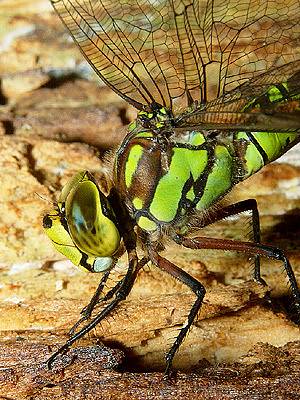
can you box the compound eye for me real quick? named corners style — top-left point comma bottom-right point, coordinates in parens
top-left (59, 171), bottom-right (88, 204)
top-left (43, 208), bottom-right (115, 273)
top-left (66, 178), bottom-right (120, 258)
top-left (43, 171), bottom-right (121, 273)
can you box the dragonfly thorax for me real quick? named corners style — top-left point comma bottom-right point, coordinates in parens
top-left (115, 122), bottom-right (300, 235)
top-left (115, 124), bottom-right (219, 234)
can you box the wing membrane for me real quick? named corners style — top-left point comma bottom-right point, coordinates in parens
top-left (176, 60), bottom-right (300, 132)
top-left (51, 0), bottom-right (300, 111)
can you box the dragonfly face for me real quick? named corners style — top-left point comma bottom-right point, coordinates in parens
top-left (47, 0), bottom-right (300, 375)
top-left (43, 171), bottom-right (121, 273)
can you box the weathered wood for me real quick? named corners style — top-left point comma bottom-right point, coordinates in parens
top-left (0, 339), bottom-right (299, 399)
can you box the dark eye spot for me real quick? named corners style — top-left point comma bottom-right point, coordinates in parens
top-left (43, 215), bottom-right (53, 229)
top-left (91, 227), bottom-right (96, 235)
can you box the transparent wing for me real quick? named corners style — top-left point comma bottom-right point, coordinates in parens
top-left (176, 60), bottom-right (300, 132)
top-left (51, 0), bottom-right (300, 111)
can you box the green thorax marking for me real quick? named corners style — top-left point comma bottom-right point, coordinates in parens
top-left (114, 79), bottom-right (299, 234)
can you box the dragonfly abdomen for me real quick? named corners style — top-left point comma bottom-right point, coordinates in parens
top-left (235, 131), bottom-right (299, 179)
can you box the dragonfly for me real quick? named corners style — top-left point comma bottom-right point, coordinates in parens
top-left (45, 0), bottom-right (300, 375)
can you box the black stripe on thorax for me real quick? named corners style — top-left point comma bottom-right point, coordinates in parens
top-left (191, 142), bottom-right (216, 207)
top-left (246, 132), bottom-right (269, 165)
top-left (170, 139), bottom-right (217, 213)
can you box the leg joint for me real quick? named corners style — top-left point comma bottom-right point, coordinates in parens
top-left (271, 247), bottom-right (285, 262)
top-left (195, 286), bottom-right (206, 298)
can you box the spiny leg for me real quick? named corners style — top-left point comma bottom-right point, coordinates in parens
top-left (68, 269), bottom-right (113, 337)
top-left (175, 235), bottom-right (300, 317)
top-left (204, 199), bottom-right (265, 285)
top-left (81, 270), bottom-right (111, 317)
top-left (148, 247), bottom-right (205, 377)
top-left (69, 256), bottom-right (151, 336)
top-left (47, 248), bottom-right (141, 368)
top-left (86, 256), bottom-right (149, 312)
top-left (101, 256), bottom-right (149, 304)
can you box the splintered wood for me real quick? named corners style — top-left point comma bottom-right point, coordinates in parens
top-left (0, 339), bottom-right (299, 400)
top-left (0, 0), bottom-right (299, 399)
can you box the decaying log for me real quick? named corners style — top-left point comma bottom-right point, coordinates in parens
top-left (0, 338), bottom-right (299, 399)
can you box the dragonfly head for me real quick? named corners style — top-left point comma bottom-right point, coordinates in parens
top-left (43, 171), bottom-right (121, 273)
top-left (138, 103), bottom-right (174, 130)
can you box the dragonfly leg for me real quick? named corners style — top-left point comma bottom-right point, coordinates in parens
top-left (98, 257), bottom-right (149, 304)
top-left (73, 255), bottom-right (149, 333)
top-left (175, 236), bottom-right (300, 318)
top-left (100, 256), bottom-right (150, 304)
top-left (81, 270), bottom-right (111, 317)
top-left (212, 199), bottom-right (266, 286)
top-left (68, 269), bottom-right (116, 337)
top-left (148, 247), bottom-right (205, 377)
top-left (47, 248), bottom-right (140, 369)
